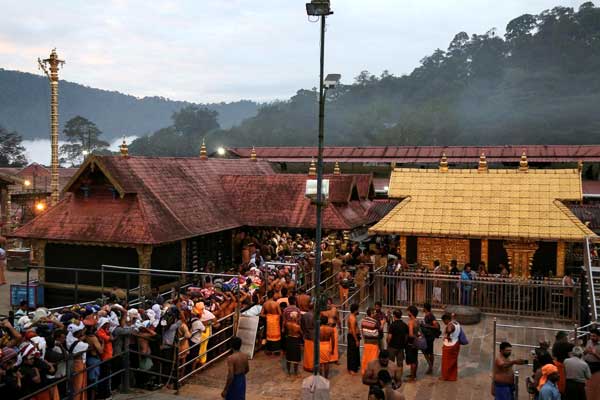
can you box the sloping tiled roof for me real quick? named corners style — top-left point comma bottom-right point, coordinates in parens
top-left (569, 205), bottom-right (600, 232)
top-left (11, 156), bottom-right (274, 244)
top-left (220, 174), bottom-right (379, 230)
top-left (369, 168), bottom-right (596, 241)
top-left (228, 145), bottom-right (600, 163)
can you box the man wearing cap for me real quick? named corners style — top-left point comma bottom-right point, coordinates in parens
top-left (564, 346), bottom-right (591, 399)
top-left (538, 364), bottom-right (561, 400)
top-left (0, 346), bottom-right (20, 397)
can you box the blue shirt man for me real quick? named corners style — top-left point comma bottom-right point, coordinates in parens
top-left (538, 381), bottom-right (560, 400)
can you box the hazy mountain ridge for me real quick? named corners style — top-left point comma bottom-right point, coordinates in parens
top-left (0, 68), bottom-right (259, 140)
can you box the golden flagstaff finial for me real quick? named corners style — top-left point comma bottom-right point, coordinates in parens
top-left (478, 152), bottom-right (488, 172)
top-left (200, 138), bottom-right (207, 160)
top-left (439, 152), bottom-right (449, 172)
top-left (38, 48), bottom-right (65, 206)
top-left (333, 161), bottom-right (341, 175)
top-left (250, 146), bottom-right (257, 161)
top-left (308, 157), bottom-right (317, 177)
top-left (519, 151), bottom-right (528, 172)
top-left (120, 138), bottom-right (129, 157)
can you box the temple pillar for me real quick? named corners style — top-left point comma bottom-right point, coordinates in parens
top-left (556, 241), bottom-right (566, 278)
top-left (136, 245), bottom-right (153, 296)
top-left (181, 239), bottom-right (187, 272)
top-left (481, 239), bottom-right (489, 267)
top-left (399, 236), bottom-right (407, 260)
top-left (503, 240), bottom-right (538, 279)
top-left (33, 240), bottom-right (47, 282)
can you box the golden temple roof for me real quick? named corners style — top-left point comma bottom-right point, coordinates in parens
top-left (369, 168), bottom-right (596, 241)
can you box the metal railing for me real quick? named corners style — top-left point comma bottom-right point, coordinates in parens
top-left (9, 351), bottom-right (128, 400)
top-left (584, 236), bottom-right (600, 321)
top-left (491, 317), bottom-right (585, 399)
top-left (374, 272), bottom-right (580, 322)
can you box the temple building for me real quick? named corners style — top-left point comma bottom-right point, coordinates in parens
top-left (369, 153), bottom-right (598, 278)
top-left (9, 145), bottom-right (392, 303)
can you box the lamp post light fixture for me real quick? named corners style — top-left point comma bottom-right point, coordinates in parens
top-left (217, 146), bottom-right (226, 156)
top-left (305, 0), bottom-right (340, 380)
top-left (35, 201), bottom-right (46, 212)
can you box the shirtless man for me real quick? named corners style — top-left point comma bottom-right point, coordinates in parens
top-left (378, 370), bottom-right (405, 400)
top-left (347, 303), bottom-right (361, 374)
top-left (260, 290), bottom-right (282, 355)
top-left (493, 342), bottom-right (527, 399)
top-left (337, 265), bottom-right (352, 303)
top-left (284, 312), bottom-right (302, 375)
top-left (222, 336), bottom-right (249, 399)
top-left (321, 298), bottom-right (340, 364)
top-left (319, 316), bottom-right (335, 378)
top-left (297, 289), bottom-right (311, 313)
top-left (363, 350), bottom-right (402, 387)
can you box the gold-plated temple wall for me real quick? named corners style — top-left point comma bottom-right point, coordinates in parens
top-left (417, 237), bottom-right (469, 269)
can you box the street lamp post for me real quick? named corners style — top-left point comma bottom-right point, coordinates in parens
top-left (305, 0), bottom-right (340, 377)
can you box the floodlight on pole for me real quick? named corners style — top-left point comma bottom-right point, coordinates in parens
top-left (306, 0), bottom-right (333, 16)
top-left (304, 0), bottom-right (340, 383)
top-left (217, 146), bottom-right (226, 156)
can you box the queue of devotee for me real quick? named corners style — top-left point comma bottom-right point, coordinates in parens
top-left (1, 227), bottom-right (598, 400)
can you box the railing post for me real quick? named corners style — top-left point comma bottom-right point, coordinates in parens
top-left (74, 270), bottom-right (79, 304)
top-left (573, 323), bottom-right (579, 345)
top-left (65, 354), bottom-right (73, 400)
top-left (174, 338), bottom-right (180, 394)
top-left (491, 317), bottom-right (497, 390)
top-left (122, 349), bottom-right (130, 394)
top-left (26, 265), bottom-right (30, 308)
top-left (101, 264), bottom-right (105, 305)
top-left (514, 369), bottom-right (519, 400)
top-left (126, 273), bottom-right (131, 305)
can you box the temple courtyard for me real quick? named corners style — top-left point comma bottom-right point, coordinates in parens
top-left (114, 314), bottom-right (598, 400)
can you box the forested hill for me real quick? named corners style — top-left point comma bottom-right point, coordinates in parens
top-left (0, 68), bottom-right (259, 140)
top-left (212, 3), bottom-right (600, 148)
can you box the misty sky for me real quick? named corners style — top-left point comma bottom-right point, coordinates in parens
top-left (0, 0), bottom-right (582, 103)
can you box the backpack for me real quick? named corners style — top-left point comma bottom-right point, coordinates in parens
top-left (457, 325), bottom-right (469, 345)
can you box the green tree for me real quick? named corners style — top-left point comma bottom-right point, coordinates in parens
top-left (130, 106), bottom-right (221, 156)
top-left (59, 116), bottom-right (109, 165)
top-left (0, 126), bottom-right (27, 167)
top-left (172, 105), bottom-right (219, 137)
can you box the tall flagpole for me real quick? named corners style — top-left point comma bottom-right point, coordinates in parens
top-left (38, 49), bottom-right (65, 205)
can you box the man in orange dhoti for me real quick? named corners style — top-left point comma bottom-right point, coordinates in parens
top-left (260, 291), bottom-right (282, 355)
top-left (361, 307), bottom-right (381, 375)
top-left (319, 316), bottom-right (335, 378)
top-left (301, 303), bottom-right (315, 372)
top-left (321, 298), bottom-right (340, 364)
top-left (337, 266), bottom-right (351, 303)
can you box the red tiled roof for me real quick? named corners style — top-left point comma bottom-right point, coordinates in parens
top-left (11, 156), bottom-right (274, 244)
top-left (220, 174), bottom-right (377, 230)
top-left (353, 174), bottom-right (374, 199)
top-left (363, 199), bottom-right (400, 221)
top-left (228, 145), bottom-right (600, 163)
top-left (583, 180), bottom-right (600, 196)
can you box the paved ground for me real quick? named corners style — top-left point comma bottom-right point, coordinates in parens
top-left (168, 314), bottom-right (577, 400)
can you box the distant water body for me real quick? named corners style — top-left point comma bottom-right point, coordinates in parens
top-left (21, 136), bottom-right (138, 165)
